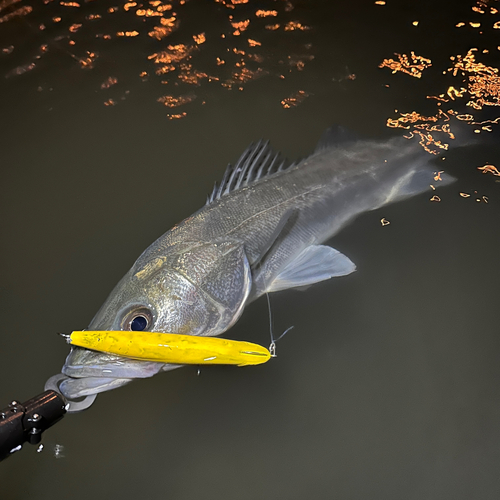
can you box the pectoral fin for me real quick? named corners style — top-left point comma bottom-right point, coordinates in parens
top-left (267, 245), bottom-right (356, 293)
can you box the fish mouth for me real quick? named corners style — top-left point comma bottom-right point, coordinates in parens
top-left (58, 346), bottom-right (168, 399)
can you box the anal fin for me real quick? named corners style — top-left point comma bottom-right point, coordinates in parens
top-left (267, 245), bottom-right (356, 293)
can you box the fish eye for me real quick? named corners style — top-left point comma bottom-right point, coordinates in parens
top-left (123, 307), bottom-right (153, 332)
top-left (130, 315), bottom-right (148, 331)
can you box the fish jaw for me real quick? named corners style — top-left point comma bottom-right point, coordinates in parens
top-left (60, 346), bottom-right (167, 398)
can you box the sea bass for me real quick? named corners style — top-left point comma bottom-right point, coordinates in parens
top-left (58, 127), bottom-right (453, 399)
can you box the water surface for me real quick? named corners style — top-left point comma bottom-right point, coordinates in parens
top-left (1, 0), bottom-right (500, 498)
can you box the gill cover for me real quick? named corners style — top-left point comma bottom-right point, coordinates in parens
top-left (85, 239), bottom-right (252, 337)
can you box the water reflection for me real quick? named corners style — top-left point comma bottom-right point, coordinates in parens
top-left (0, 0), bottom-right (499, 499)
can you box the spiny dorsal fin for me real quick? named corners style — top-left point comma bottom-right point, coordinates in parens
top-left (206, 140), bottom-right (292, 205)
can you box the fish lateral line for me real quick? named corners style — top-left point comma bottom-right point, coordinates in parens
top-left (67, 331), bottom-right (271, 366)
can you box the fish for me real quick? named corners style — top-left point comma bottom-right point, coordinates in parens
top-left (66, 330), bottom-right (271, 366)
top-left (57, 126), bottom-right (454, 399)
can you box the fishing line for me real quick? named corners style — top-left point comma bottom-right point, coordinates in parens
top-left (266, 292), bottom-right (293, 357)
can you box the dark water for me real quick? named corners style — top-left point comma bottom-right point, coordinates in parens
top-left (1, 0), bottom-right (500, 498)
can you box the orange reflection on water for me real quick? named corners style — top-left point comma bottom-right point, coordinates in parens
top-left (448, 49), bottom-right (500, 110)
top-left (430, 195), bottom-right (441, 202)
top-left (79, 51), bottom-right (97, 69)
top-left (255, 9), bottom-right (277, 17)
top-left (193, 33), bottom-right (206, 44)
top-left (281, 90), bottom-right (310, 108)
top-left (231, 19), bottom-right (250, 35)
top-left (150, 44), bottom-right (196, 65)
top-left (101, 76), bottom-right (118, 89)
top-left (158, 93), bottom-right (196, 107)
top-left (223, 66), bottom-right (266, 89)
top-left (284, 21), bottom-right (310, 31)
top-left (0, 5), bottom-right (31, 22)
top-left (117, 31), bottom-right (139, 37)
top-left (5, 62), bottom-right (35, 77)
top-left (477, 164), bottom-right (500, 176)
top-left (447, 86), bottom-right (467, 99)
top-left (166, 112), bottom-right (187, 120)
top-left (288, 54), bottom-right (314, 71)
top-left (379, 51), bottom-right (432, 79)
top-left (148, 17), bottom-right (179, 40)
top-left (60, 1), bottom-right (79, 6)
top-left (177, 64), bottom-right (210, 85)
top-left (136, 8), bottom-right (162, 17)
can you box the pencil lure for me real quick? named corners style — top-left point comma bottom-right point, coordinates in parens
top-left (66, 331), bottom-right (271, 367)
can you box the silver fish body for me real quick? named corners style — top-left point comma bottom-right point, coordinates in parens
top-left (59, 128), bottom-right (453, 398)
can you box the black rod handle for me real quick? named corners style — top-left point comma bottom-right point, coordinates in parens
top-left (0, 390), bottom-right (66, 461)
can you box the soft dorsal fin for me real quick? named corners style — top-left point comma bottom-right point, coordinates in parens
top-left (314, 125), bottom-right (359, 153)
top-left (206, 141), bottom-right (294, 205)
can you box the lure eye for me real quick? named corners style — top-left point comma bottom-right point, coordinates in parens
top-left (123, 307), bottom-right (153, 332)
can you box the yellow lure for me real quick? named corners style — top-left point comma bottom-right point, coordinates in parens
top-left (68, 331), bottom-right (271, 366)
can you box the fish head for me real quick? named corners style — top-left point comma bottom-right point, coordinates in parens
top-left (61, 240), bottom-right (251, 398)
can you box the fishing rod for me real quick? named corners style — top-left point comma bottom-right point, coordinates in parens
top-left (0, 390), bottom-right (66, 462)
